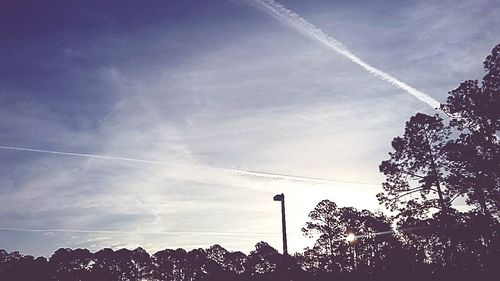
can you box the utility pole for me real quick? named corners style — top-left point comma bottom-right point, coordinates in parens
top-left (273, 193), bottom-right (288, 255)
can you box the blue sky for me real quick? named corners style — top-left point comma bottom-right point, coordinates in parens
top-left (0, 0), bottom-right (499, 257)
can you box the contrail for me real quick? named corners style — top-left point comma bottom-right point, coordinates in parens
top-left (0, 227), bottom-right (280, 237)
top-left (0, 145), bottom-right (378, 186)
top-left (230, 169), bottom-right (377, 186)
top-left (244, 0), bottom-right (440, 109)
top-left (0, 145), bottom-right (166, 165)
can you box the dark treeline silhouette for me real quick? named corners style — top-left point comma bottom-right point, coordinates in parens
top-left (1, 44), bottom-right (498, 281)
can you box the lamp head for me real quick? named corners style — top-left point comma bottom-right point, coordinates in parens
top-left (273, 193), bottom-right (284, 201)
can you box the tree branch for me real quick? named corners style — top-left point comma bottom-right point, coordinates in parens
top-left (392, 188), bottom-right (424, 201)
top-left (400, 170), bottom-right (426, 179)
top-left (450, 192), bottom-right (464, 203)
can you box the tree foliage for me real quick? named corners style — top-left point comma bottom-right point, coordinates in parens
top-left (378, 113), bottom-right (455, 218)
top-left (301, 200), bottom-right (400, 275)
top-left (378, 43), bottom-right (500, 271)
top-left (441, 43), bottom-right (500, 217)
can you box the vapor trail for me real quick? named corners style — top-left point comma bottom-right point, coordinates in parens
top-left (0, 145), bottom-right (378, 186)
top-left (0, 145), bottom-right (166, 165)
top-left (230, 169), bottom-right (377, 186)
top-left (245, 0), bottom-right (440, 109)
top-left (0, 227), bottom-right (279, 237)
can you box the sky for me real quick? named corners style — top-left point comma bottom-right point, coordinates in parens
top-left (0, 0), bottom-right (499, 257)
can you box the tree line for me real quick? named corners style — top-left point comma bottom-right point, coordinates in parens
top-left (1, 44), bottom-right (498, 281)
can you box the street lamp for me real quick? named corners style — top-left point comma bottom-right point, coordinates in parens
top-left (273, 193), bottom-right (288, 256)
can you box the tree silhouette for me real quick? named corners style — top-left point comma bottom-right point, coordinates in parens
top-left (441, 44), bottom-right (499, 135)
top-left (90, 248), bottom-right (119, 281)
top-left (224, 251), bottom-right (247, 275)
top-left (244, 242), bottom-right (282, 277)
top-left (378, 113), bottom-right (456, 218)
top-left (108, 247), bottom-right (152, 280)
top-left (441, 44), bottom-right (500, 217)
top-left (301, 200), bottom-right (400, 276)
top-left (439, 43), bottom-right (500, 274)
top-left (49, 248), bottom-right (93, 281)
top-left (378, 113), bottom-right (468, 267)
top-left (378, 44), bottom-right (500, 272)
top-left (0, 250), bottom-right (51, 281)
top-left (152, 248), bottom-right (190, 281)
top-left (204, 244), bottom-right (246, 279)
top-left (185, 248), bottom-right (209, 280)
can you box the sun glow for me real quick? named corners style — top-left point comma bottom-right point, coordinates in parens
top-left (346, 233), bottom-right (356, 243)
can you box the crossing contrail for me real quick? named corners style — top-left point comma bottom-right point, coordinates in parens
top-left (243, 0), bottom-right (440, 109)
top-left (0, 145), bottom-right (378, 186)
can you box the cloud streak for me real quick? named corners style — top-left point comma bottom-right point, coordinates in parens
top-left (0, 145), bottom-right (378, 186)
top-left (0, 227), bottom-right (281, 237)
top-left (243, 0), bottom-right (441, 109)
